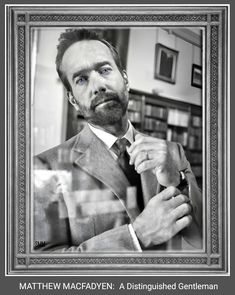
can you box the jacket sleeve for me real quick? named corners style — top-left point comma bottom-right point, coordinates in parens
top-left (34, 182), bottom-right (140, 252)
top-left (176, 143), bottom-right (202, 249)
top-left (35, 224), bottom-right (139, 253)
top-left (58, 225), bottom-right (139, 252)
top-left (33, 157), bottom-right (140, 253)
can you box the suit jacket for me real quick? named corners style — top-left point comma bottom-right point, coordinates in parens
top-left (34, 124), bottom-right (202, 252)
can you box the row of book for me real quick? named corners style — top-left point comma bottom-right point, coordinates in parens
top-left (145, 104), bottom-right (167, 119)
top-left (128, 111), bottom-right (141, 123)
top-left (144, 118), bottom-right (168, 132)
top-left (128, 100), bottom-right (200, 132)
top-left (190, 126), bottom-right (202, 137)
top-left (167, 128), bottom-right (188, 147)
top-left (128, 97), bottom-right (142, 111)
top-left (191, 115), bottom-right (202, 127)
top-left (188, 135), bottom-right (202, 150)
top-left (167, 109), bottom-right (190, 127)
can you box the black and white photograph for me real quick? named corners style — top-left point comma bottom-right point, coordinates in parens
top-left (33, 27), bottom-right (202, 254)
top-left (6, 4), bottom-right (229, 276)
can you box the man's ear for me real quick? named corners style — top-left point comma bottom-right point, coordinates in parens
top-left (67, 92), bottom-right (79, 111)
top-left (122, 70), bottom-right (129, 91)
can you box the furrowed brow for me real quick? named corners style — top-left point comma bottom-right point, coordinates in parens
top-left (94, 61), bottom-right (112, 70)
top-left (72, 61), bottom-right (112, 81)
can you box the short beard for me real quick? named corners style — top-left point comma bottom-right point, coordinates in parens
top-left (90, 101), bottom-right (126, 126)
top-left (81, 92), bottom-right (128, 126)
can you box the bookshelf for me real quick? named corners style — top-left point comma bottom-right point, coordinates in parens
top-left (127, 89), bottom-right (202, 188)
top-left (66, 88), bottom-right (202, 188)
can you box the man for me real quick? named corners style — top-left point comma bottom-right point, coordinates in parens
top-left (34, 29), bottom-right (202, 252)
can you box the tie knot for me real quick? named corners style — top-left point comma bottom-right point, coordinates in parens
top-left (112, 138), bottom-right (130, 156)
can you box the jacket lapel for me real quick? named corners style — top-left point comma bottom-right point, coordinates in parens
top-left (71, 124), bottom-right (130, 202)
top-left (71, 124), bottom-right (160, 206)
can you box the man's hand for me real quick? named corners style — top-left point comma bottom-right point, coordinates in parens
top-left (132, 187), bottom-right (192, 248)
top-left (127, 134), bottom-right (180, 187)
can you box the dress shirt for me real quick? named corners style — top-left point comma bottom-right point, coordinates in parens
top-left (88, 122), bottom-right (142, 252)
top-left (88, 121), bottom-right (134, 159)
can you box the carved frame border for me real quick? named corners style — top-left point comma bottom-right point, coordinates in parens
top-left (6, 5), bottom-right (229, 275)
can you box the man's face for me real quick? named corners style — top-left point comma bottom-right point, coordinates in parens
top-left (61, 40), bottom-right (129, 127)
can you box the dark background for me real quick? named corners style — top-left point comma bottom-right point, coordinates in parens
top-left (1, 0), bottom-right (232, 294)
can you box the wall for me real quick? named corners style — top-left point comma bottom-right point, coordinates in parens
top-left (126, 28), bottom-right (202, 105)
top-left (33, 28), bottom-right (66, 155)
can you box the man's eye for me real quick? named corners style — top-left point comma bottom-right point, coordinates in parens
top-left (100, 68), bottom-right (112, 75)
top-left (75, 76), bottom-right (87, 85)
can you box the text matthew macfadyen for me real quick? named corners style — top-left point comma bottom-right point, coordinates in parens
top-left (19, 282), bottom-right (219, 291)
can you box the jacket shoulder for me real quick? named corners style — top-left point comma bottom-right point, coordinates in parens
top-left (34, 135), bottom-right (78, 169)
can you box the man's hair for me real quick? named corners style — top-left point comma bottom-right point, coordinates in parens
top-left (56, 29), bottom-right (124, 91)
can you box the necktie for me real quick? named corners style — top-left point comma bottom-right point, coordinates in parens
top-left (111, 138), bottom-right (144, 212)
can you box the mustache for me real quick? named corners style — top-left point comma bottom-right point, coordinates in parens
top-left (91, 92), bottom-right (120, 109)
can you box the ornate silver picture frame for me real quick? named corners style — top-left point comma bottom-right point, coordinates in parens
top-left (6, 5), bottom-right (229, 275)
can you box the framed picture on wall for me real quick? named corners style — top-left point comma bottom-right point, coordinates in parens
top-left (191, 64), bottom-right (202, 88)
top-left (154, 43), bottom-right (179, 84)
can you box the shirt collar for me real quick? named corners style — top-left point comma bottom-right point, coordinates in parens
top-left (88, 121), bottom-right (134, 149)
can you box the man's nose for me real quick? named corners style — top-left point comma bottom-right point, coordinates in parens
top-left (90, 72), bottom-right (106, 95)
top-left (94, 85), bottom-right (106, 95)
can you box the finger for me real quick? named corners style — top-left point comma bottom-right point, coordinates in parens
top-left (133, 150), bottom-right (149, 168)
top-left (128, 140), bottom-right (166, 157)
top-left (175, 215), bottom-right (192, 232)
top-left (135, 150), bottom-right (168, 173)
top-left (160, 186), bottom-right (181, 201)
top-left (135, 133), bottom-right (165, 144)
top-left (128, 142), bottom-right (156, 165)
top-left (171, 202), bottom-right (192, 220)
top-left (135, 159), bottom-right (156, 174)
top-left (129, 144), bottom-right (166, 166)
top-left (168, 194), bottom-right (190, 208)
top-left (128, 134), bottom-right (165, 153)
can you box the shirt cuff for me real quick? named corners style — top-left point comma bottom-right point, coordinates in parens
top-left (128, 224), bottom-right (142, 252)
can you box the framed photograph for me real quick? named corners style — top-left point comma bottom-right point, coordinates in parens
top-left (6, 5), bottom-right (229, 275)
top-left (191, 64), bottom-right (202, 88)
top-left (154, 43), bottom-right (179, 84)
